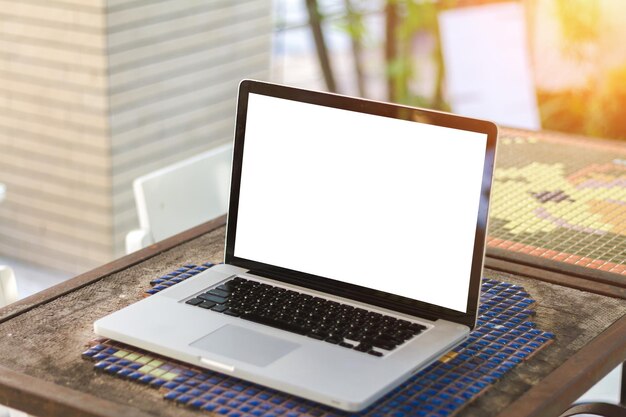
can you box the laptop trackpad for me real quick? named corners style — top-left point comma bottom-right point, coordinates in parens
top-left (191, 324), bottom-right (300, 367)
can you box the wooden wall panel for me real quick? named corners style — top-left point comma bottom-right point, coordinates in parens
top-left (107, 0), bottom-right (272, 256)
top-left (0, 0), bottom-right (272, 273)
top-left (0, 0), bottom-right (110, 275)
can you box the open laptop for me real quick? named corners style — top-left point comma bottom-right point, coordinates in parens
top-left (94, 80), bottom-right (498, 411)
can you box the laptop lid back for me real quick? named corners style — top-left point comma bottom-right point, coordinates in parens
top-left (225, 80), bottom-right (497, 329)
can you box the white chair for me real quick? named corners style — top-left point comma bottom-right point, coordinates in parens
top-left (0, 265), bottom-right (18, 308)
top-left (125, 143), bottom-right (233, 254)
top-left (0, 405), bottom-right (28, 417)
top-left (0, 183), bottom-right (18, 308)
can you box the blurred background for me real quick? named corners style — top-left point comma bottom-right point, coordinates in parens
top-left (0, 0), bottom-right (624, 407)
top-left (0, 0), bottom-right (625, 299)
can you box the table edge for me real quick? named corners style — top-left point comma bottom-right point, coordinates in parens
top-left (1, 211), bottom-right (625, 417)
top-left (0, 364), bottom-right (155, 417)
top-left (500, 126), bottom-right (626, 153)
top-left (0, 215), bottom-right (227, 325)
top-left (484, 256), bottom-right (626, 299)
top-left (495, 313), bottom-right (626, 417)
top-left (486, 248), bottom-right (626, 292)
top-left (1, 310), bottom-right (624, 417)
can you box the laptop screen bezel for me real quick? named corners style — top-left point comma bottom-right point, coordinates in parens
top-left (225, 79), bottom-right (497, 330)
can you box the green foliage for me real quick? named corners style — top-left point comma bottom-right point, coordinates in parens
top-left (334, 0), bottom-right (449, 109)
top-left (387, 0), bottom-right (447, 109)
top-left (334, 4), bottom-right (366, 41)
top-left (398, 0), bottom-right (438, 39)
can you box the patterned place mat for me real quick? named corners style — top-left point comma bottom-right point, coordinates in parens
top-left (488, 133), bottom-right (626, 276)
top-left (83, 264), bottom-right (554, 417)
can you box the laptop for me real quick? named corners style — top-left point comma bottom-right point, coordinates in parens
top-left (94, 80), bottom-right (498, 411)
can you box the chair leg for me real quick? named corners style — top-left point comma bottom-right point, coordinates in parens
top-left (0, 405), bottom-right (28, 417)
top-left (559, 402), bottom-right (626, 417)
top-left (619, 362), bottom-right (626, 407)
top-left (0, 265), bottom-right (18, 308)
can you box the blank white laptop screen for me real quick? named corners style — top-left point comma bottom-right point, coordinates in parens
top-left (234, 93), bottom-right (488, 313)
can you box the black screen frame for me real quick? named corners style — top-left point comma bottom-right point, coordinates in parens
top-left (225, 79), bottom-right (498, 330)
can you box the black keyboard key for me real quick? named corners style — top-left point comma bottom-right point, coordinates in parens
top-left (192, 277), bottom-right (425, 351)
top-left (199, 293), bottom-right (227, 304)
top-left (345, 331), bottom-right (360, 340)
top-left (216, 283), bottom-right (234, 292)
top-left (384, 318), bottom-right (399, 326)
top-left (330, 331), bottom-right (347, 340)
top-left (185, 298), bottom-right (203, 306)
top-left (409, 323), bottom-right (427, 332)
top-left (309, 313), bottom-right (323, 321)
top-left (212, 304), bottom-right (228, 312)
top-left (394, 330), bottom-right (413, 341)
top-left (241, 313), bottom-right (307, 335)
top-left (354, 343), bottom-right (372, 352)
top-left (363, 329), bottom-right (379, 338)
top-left (313, 328), bottom-right (329, 337)
top-left (208, 288), bottom-right (230, 298)
top-left (378, 332), bottom-right (397, 341)
top-left (396, 319), bottom-right (412, 328)
top-left (325, 336), bottom-right (342, 344)
top-left (292, 318), bottom-right (307, 328)
top-left (353, 307), bottom-right (368, 316)
top-left (224, 309), bottom-right (241, 317)
top-left (372, 341), bottom-right (396, 351)
top-left (198, 301), bottom-right (216, 309)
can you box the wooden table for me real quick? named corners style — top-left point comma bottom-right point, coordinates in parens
top-left (1, 128), bottom-right (626, 417)
top-left (0, 216), bottom-right (625, 417)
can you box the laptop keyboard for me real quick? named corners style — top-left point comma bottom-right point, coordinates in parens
top-left (185, 277), bottom-right (427, 357)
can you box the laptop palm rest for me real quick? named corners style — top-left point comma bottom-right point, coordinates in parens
top-left (191, 324), bottom-right (300, 367)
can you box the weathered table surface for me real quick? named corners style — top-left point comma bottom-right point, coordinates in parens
top-left (484, 128), bottom-right (626, 298)
top-left (1, 217), bottom-right (626, 417)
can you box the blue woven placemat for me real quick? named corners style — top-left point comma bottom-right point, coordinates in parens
top-left (83, 264), bottom-right (554, 417)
